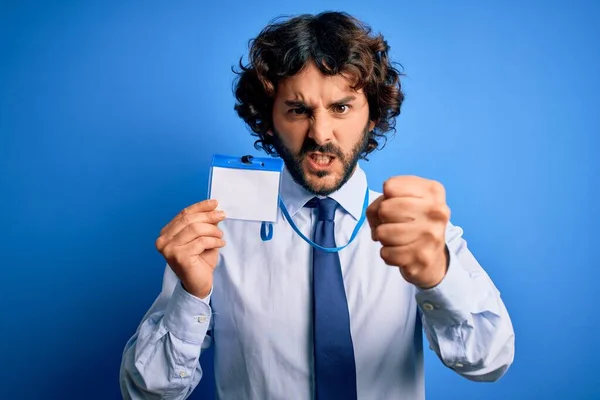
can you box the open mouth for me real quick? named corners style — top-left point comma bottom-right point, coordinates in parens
top-left (306, 152), bottom-right (335, 170)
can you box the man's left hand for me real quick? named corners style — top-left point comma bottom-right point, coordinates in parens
top-left (366, 176), bottom-right (450, 289)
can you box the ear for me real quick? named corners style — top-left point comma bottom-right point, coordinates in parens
top-left (368, 120), bottom-right (377, 132)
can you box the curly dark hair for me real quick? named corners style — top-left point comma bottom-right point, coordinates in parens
top-left (232, 11), bottom-right (405, 158)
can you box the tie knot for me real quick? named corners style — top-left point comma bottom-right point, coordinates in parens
top-left (306, 197), bottom-right (338, 221)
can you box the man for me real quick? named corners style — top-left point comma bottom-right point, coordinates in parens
top-left (120, 11), bottom-right (514, 400)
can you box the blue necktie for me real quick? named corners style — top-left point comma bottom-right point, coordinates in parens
top-left (306, 197), bottom-right (358, 399)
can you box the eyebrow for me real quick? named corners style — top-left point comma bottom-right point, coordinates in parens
top-left (284, 95), bottom-right (357, 108)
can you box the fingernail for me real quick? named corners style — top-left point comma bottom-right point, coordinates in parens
top-left (216, 210), bottom-right (226, 218)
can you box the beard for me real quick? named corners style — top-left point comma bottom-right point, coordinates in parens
top-left (271, 122), bottom-right (370, 196)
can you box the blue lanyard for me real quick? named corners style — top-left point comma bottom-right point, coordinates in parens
top-left (278, 188), bottom-right (370, 253)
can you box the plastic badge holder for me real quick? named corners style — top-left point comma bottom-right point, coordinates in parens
top-left (207, 154), bottom-right (284, 223)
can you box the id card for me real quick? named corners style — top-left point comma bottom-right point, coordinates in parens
top-left (208, 154), bottom-right (284, 222)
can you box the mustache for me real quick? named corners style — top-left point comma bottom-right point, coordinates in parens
top-left (299, 138), bottom-right (344, 159)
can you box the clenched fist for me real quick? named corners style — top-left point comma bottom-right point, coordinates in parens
top-left (367, 176), bottom-right (450, 289)
top-left (155, 199), bottom-right (226, 299)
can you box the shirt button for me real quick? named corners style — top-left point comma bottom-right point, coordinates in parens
top-left (195, 315), bottom-right (207, 323)
top-left (179, 371), bottom-right (186, 378)
top-left (422, 302), bottom-right (434, 311)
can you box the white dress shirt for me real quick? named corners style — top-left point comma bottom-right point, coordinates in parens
top-left (120, 163), bottom-right (515, 399)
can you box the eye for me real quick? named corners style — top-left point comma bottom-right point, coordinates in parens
top-left (333, 104), bottom-right (351, 114)
top-left (288, 108), bottom-right (308, 115)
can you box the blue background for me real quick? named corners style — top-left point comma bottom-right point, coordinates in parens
top-left (1, 1), bottom-right (598, 399)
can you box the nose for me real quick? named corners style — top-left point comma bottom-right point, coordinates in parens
top-left (308, 112), bottom-right (334, 145)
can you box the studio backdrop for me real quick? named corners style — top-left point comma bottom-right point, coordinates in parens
top-left (1, 1), bottom-right (598, 399)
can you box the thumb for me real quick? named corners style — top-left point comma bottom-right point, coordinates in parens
top-left (366, 195), bottom-right (384, 241)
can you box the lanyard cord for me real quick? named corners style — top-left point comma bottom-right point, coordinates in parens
top-left (278, 188), bottom-right (370, 253)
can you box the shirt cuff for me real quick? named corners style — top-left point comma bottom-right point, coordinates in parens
top-left (163, 281), bottom-right (213, 344)
top-left (414, 248), bottom-right (472, 325)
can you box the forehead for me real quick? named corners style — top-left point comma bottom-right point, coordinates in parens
top-left (275, 62), bottom-right (365, 102)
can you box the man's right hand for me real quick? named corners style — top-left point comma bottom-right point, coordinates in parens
top-left (155, 199), bottom-right (226, 299)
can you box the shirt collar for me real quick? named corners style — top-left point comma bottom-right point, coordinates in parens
top-left (279, 162), bottom-right (368, 221)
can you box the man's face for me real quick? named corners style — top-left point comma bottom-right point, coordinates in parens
top-left (270, 63), bottom-right (375, 196)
